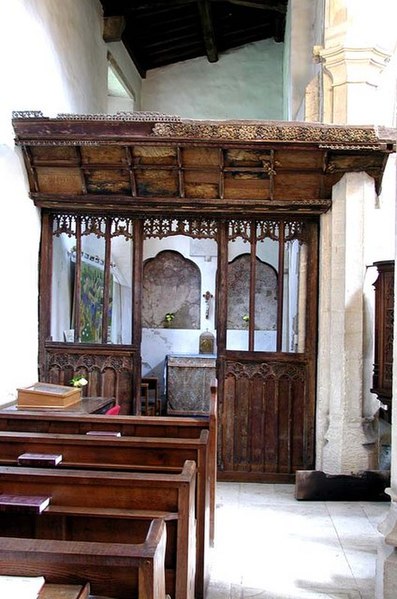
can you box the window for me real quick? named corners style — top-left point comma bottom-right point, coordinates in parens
top-left (107, 54), bottom-right (135, 114)
top-left (51, 214), bottom-right (133, 344)
top-left (226, 219), bottom-right (308, 353)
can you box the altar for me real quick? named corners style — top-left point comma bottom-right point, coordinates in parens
top-left (165, 353), bottom-right (216, 415)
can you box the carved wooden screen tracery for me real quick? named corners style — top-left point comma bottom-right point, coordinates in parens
top-left (226, 218), bottom-right (309, 353)
top-left (217, 216), bottom-right (318, 482)
top-left (143, 216), bottom-right (218, 240)
top-left (51, 213), bottom-right (134, 345)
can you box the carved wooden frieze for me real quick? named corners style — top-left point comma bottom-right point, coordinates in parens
top-left (143, 217), bottom-right (218, 239)
top-left (46, 350), bottom-right (133, 372)
top-left (12, 113), bottom-right (395, 214)
top-left (44, 346), bottom-right (137, 413)
top-left (152, 121), bottom-right (382, 145)
top-left (225, 360), bottom-right (306, 382)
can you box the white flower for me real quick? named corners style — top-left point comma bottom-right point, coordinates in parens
top-left (71, 375), bottom-right (88, 387)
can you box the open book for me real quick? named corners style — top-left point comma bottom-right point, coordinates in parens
top-left (0, 575), bottom-right (45, 598)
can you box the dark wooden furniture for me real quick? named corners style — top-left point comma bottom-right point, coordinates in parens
top-left (0, 381), bottom-right (217, 550)
top-left (0, 519), bottom-right (166, 599)
top-left (371, 260), bottom-right (394, 422)
top-left (0, 429), bottom-right (210, 599)
top-left (12, 113), bottom-right (394, 481)
top-left (295, 469), bottom-right (390, 501)
top-left (0, 462), bottom-right (196, 599)
top-left (141, 377), bottom-right (160, 416)
top-left (1, 397), bottom-right (114, 415)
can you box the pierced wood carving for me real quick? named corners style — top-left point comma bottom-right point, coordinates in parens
top-left (44, 347), bottom-right (136, 414)
top-left (225, 360), bottom-right (306, 381)
top-left (52, 214), bottom-right (134, 240)
top-left (143, 217), bottom-right (218, 239)
top-left (228, 218), bottom-right (308, 243)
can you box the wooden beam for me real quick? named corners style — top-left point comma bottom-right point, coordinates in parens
top-left (213, 0), bottom-right (287, 13)
top-left (103, 16), bottom-right (126, 42)
top-left (130, 0), bottom-right (197, 9)
top-left (198, 0), bottom-right (218, 63)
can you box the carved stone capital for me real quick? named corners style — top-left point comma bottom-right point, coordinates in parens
top-left (319, 45), bottom-right (392, 87)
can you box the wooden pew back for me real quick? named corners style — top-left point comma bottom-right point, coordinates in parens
top-left (0, 380), bottom-right (217, 547)
top-left (0, 462), bottom-right (196, 599)
top-left (0, 429), bottom-right (209, 598)
top-left (0, 517), bottom-right (166, 599)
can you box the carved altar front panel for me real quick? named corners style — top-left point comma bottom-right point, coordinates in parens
top-left (166, 354), bottom-right (216, 414)
top-left (44, 343), bottom-right (138, 414)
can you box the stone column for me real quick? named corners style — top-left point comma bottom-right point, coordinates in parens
top-left (317, 172), bottom-right (378, 472)
top-left (315, 0), bottom-right (395, 473)
top-left (315, 3), bottom-right (397, 596)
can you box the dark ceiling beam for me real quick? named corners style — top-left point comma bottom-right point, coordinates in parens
top-left (128, 0), bottom-right (197, 9)
top-left (126, 0), bottom-right (287, 11)
top-left (212, 0), bottom-right (287, 13)
top-left (103, 15), bottom-right (126, 42)
top-left (198, 0), bottom-right (218, 63)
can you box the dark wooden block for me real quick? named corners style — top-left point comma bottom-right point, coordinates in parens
top-left (295, 470), bottom-right (391, 501)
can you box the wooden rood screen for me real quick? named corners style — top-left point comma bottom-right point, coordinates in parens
top-left (216, 218), bottom-right (318, 482)
top-left (11, 113), bottom-right (394, 482)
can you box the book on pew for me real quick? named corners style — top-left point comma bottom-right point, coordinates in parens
top-left (0, 575), bottom-right (45, 598)
top-left (40, 582), bottom-right (91, 599)
top-left (18, 453), bottom-right (63, 467)
top-left (85, 430), bottom-right (121, 437)
top-left (0, 494), bottom-right (51, 513)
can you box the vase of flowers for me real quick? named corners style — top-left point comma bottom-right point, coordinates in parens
top-left (69, 374), bottom-right (88, 394)
top-left (163, 312), bottom-right (175, 328)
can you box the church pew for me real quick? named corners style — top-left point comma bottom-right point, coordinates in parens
top-left (0, 518), bottom-right (167, 599)
top-left (0, 429), bottom-right (210, 599)
top-left (0, 380), bottom-right (218, 547)
top-left (0, 462), bottom-right (196, 599)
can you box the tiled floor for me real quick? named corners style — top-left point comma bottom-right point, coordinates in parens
top-left (207, 482), bottom-right (390, 599)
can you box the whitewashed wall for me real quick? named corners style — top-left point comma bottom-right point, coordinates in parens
top-left (0, 0), bottom-right (112, 404)
top-left (141, 39), bottom-right (284, 120)
top-left (284, 0), bottom-right (324, 121)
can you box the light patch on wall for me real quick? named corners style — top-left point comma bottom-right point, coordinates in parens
top-left (107, 53), bottom-right (135, 113)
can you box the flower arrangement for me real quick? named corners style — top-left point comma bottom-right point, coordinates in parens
top-left (70, 374), bottom-right (88, 388)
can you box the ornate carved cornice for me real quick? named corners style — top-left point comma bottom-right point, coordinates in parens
top-left (12, 111), bottom-right (395, 149)
top-left (11, 112), bottom-right (395, 212)
top-left (12, 110), bottom-right (181, 122)
top-left (152, 121), bottom-right (384, 146)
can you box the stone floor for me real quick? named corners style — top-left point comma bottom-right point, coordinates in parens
top-left (207, 482), bottom-right (390, 599)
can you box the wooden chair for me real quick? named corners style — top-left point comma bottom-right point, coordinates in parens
top-left (141, 377), bottom-right (160, 416)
